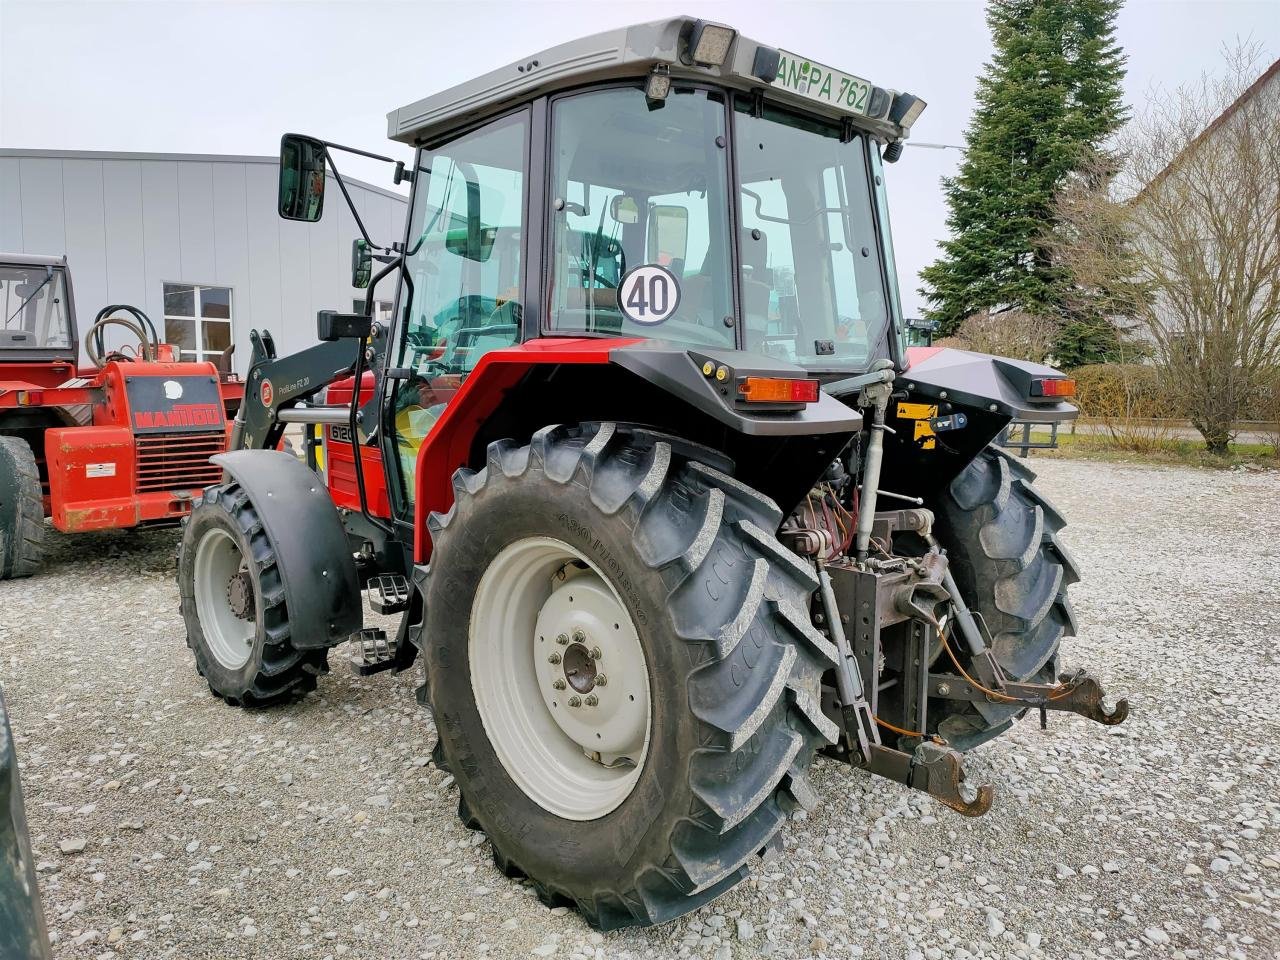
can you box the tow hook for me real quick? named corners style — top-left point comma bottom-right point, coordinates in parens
top-left (867, 741), bottom-right (994, 817)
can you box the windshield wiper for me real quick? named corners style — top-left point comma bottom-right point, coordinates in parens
top-left (3, 266), bottom-right (53, 327)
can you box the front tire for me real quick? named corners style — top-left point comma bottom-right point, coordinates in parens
top-left (0, 436), bottom-right (46, 580)
top-left (423, 423), bottom-right (837, 930)
top-left (177, 482), bottom-right (328, 705)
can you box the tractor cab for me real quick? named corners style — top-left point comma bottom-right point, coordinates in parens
top-left (380, 19), bottom-right (924, 382)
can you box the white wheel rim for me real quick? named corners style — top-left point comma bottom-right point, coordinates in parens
top-left (469, 536), bottom-right (651, 821)
top-left (193, 527), bottom-right (255, 670)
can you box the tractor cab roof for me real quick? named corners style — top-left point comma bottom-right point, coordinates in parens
top-left (0, 253), bottom-right (67, 270)
top-left (387, 17), bottom-right (925, 148)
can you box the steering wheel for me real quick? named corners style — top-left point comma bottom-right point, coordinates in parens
top-left (84, 311), bottom-right (159, 367)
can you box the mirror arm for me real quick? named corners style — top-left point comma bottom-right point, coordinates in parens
top-left (316, 138), bottom-right (400, 166)
top-left (321, 148), bottom-right (382, 250)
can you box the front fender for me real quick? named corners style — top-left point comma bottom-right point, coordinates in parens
top-left (212, 450), bottom-right (362, 650)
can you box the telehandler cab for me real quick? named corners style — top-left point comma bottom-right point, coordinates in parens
top-left (177, 18), bottom-right (1127, 929)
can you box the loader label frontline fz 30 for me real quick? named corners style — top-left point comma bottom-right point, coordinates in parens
top-left (177, 18), bottom-right (1128, 930)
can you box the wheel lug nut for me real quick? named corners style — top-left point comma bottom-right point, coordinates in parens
top-left (548, 652), bottom-right (562, 664)
top-left (572, 628), bottom-right (586, 643)
top-left (568, 695), bottom-right (582, 708)
top-left (590, 646), bottom-right (602, 660)
top-left (584, 694), bottom-right (598, 707)
top-left (594, 674), bottom-right (607, 687)
top-left (556, 633), bottom-right (569, 645)
top-left (553, 679), bottom-right (566, 691)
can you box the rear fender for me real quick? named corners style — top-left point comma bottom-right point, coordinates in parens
top-left (212, 450), bottom-right (361, 650)
top-left (411, 339), bottom-right (861, 563)
top-left (901, 347), bottom-right (1078, 423)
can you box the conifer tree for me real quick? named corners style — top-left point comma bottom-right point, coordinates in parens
top-left (920, 0), bottom-right (1127, 364)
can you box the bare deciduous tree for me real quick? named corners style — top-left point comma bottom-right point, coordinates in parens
top-left (937, 309), bottom-right (1057, 363)
top-left (1053, 45), bottom-right (1280, 453)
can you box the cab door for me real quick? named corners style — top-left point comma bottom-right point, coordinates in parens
top-left (383, 109), bottom-right (531, 515)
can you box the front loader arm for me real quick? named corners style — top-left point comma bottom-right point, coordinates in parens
top-left (231, 329), bottom-right (359, 451)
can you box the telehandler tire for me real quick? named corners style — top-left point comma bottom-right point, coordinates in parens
top-left (422, 422), bottom-right (838, 930)
top-left (0, 436), bottom-right (46, 580)
top-left (930, 445), bottom-right (1080, 749)
top-left (177, 481), bottom-right (328, 705)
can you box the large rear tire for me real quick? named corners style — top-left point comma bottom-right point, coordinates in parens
top-left (422, 423), bottom-right (837, 930)
top-left (0, 436), bottom-right (46, 580)
top-left (930, 445), bottom-right (1080, 749)
top-left (177, 482), bottom-right (329, 705)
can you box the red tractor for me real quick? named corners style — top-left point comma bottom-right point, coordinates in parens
top-left (178, 18), bottom-right (1127, 930)
top-left (0, 253), bottom-right (242, 578)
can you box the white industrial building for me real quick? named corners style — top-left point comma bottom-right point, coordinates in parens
top-left (0, 148), bottom-right (408, 373)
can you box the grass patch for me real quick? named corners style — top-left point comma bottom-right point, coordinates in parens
top-left (1019, 430), bottom-right (1279, 469)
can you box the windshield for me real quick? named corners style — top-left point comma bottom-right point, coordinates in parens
top-left (0, 265), bottom-right (72, 351)
top-left (735, 102), bottom-right (890, 370)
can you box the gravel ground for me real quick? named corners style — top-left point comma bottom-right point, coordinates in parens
top-left (2, 458), bottom-right (1279, 960)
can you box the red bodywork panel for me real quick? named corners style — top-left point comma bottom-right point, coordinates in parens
top-left (411, 338), bottom-right (635, 563)
top-left (324, 372), bottom-right (392, 519)
top-left (904, 346), bottom-right (944, 370)
top-left (0, 358), bottom-right (232, 532)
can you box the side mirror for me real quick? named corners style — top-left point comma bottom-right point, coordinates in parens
top-left (648, 204), bottom-right (689, 268)
top-left (351, 239), bottom-right (372, 289)
top-left (279, 134), bottom-right (328, 222)
top-left (610, 194), bottom-right (640, 225)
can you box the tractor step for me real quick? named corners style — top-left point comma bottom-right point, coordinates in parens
top-left (348, 628), bottom-right (398, 675)
top-left (367, 574), bottom-right (410, 614)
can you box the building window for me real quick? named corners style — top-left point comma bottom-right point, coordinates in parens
top-left (353, 299), bottom-right (394, 327)
top-left (164, 283), bottom-right (232, 363)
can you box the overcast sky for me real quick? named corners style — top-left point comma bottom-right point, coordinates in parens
top-left (1, 0), bottom-right (1277, 316)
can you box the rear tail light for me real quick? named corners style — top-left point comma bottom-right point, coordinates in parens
top-left (737, 376), bottom-right (820, 404)
top-left (1030, 377), bottom-right (1076, 399)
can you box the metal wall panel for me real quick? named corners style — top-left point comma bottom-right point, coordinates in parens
top-left (139, 160), bottom-right (182, 332)
top-left (101, 160), bottom-right (147, 309)
top-left (244, 161), bottom-right (285, 359)
top-left (17, 158), bottom-right (65, 254)
top-left (0, 158), bottom-right (23, 250)
top-left (61, 160), bottom-right (109, 324)
top-left (177, 161), bottom-right (216, 284)
top-left (211, 163), bottom-right (252, 363)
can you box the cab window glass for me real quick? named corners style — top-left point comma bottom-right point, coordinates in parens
top-left (392, 110), bottom-right (528, 503)
top-left (735, 99), bottom-right (889, 368)
top-left (548, 86), bottom-right (734, 347)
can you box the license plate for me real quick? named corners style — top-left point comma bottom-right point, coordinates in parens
top-left (772, 51), bottom-right (874, 116)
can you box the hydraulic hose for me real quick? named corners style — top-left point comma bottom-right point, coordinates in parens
top-left (84, 315), bottom-right (154, 366)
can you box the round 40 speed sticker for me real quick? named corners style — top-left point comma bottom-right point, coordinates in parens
top-left (618, 264), bottom-right (681, 326)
